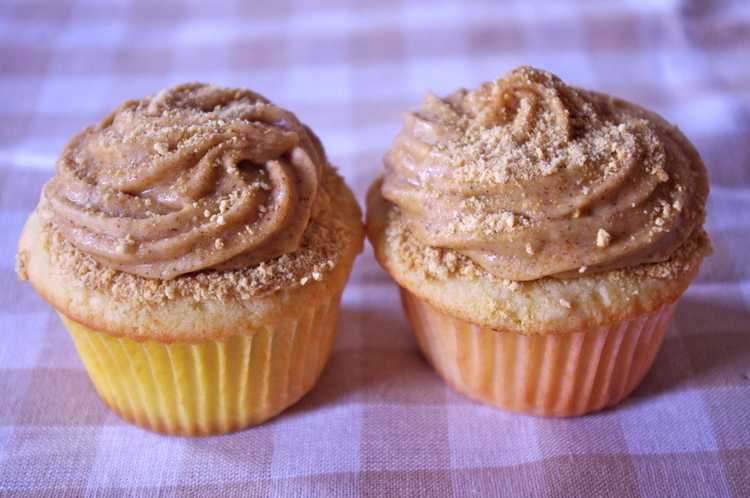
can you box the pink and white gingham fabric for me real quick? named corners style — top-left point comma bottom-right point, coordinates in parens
top-left (1, 0), bottom-right (749, 495)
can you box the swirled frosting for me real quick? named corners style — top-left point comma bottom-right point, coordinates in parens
top-left (382, 66), bottom-right (709, 281)
top-left (44, 83), bottom-right (324, 279)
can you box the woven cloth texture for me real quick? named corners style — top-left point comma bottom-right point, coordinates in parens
top-left (1, 0), bottom-right (749, 496)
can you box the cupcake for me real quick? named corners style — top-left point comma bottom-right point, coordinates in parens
top-left (367, 66), bottom-right (712, 417)
top-left (17, 83), bottom-right (364, 435)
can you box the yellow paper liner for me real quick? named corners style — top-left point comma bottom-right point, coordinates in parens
top-left (400, 287), bottom-right (676, 417)
top-left (59, 291), bottom-right (342, 436)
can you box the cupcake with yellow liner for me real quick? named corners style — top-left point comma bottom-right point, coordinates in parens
top-left (17, 83), bottom-right (364, 436)
top-left (367, 66), bottom-right (711, 417)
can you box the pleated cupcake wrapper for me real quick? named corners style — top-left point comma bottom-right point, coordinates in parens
top-left (400, 287), bottom-right (676, 417)
top-left (59, 291), bottom-right (341, 436)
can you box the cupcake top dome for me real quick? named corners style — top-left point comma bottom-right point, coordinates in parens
top-left (382, 66), bottom-right (709, 281)
top-left (44, 83), bottom-right (326, 280)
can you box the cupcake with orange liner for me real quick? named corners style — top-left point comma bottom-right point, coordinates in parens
top-left (367, 66), bottom-right (711, 417)
top-left (17, 83), bottom-right (364, 436)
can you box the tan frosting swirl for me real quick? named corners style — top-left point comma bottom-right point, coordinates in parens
top-left (44, 83), bottom-right (324, 279)
top-left (382, 66), bottom-right (709, 281)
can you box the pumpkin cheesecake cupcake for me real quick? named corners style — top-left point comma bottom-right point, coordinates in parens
top-left (17, 83), bottom-right (364, 435)
top-left (367, 66), bottom-right (711, 417)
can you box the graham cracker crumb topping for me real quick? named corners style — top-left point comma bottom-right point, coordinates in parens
top-left (596, 229), bottom-right (612, 248)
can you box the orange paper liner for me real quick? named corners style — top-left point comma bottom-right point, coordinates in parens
top-left (400, 287), bottom-right (676, 417)
top-left (60, 291), bottom-right (341, 436)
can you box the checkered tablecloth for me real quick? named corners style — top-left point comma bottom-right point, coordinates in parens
top-left (1, 0), bottom-right (749, 495)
